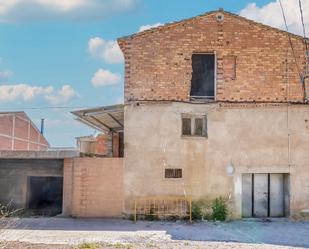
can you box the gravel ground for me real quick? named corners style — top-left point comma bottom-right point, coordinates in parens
top-left (0, 218), bottom-right (309, 248)
top-left (0, 241), bottom-right (305, 249)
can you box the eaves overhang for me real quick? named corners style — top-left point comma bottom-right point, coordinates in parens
top-left (71, 104), bottom-right (124, 133)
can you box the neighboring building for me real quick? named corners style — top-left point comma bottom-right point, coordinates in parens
top-left (0, 112), bottom-right (49, 151)
top-left (0, 150), bottom-right (78, 215)
top-left (116, 9), bottom-right (309, 219)
top-left (72, 105), bottom-right (124, 158)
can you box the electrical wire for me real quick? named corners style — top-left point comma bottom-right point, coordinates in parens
top-left (299, 0), bottom-right (308, 53)
top-left (278, 0), bottom-right (302, 79)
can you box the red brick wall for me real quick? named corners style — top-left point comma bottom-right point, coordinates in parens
top-left (119, 11), bottom-right (307, 103)
top-left (95, 133), bottom-right (120, 157)
top-left (0, 113), bottom-right (49, 151)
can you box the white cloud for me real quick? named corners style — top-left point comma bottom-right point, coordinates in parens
top-left (0, 84), bottom-right (53, 102)
top-left (0, 83), bottom-right (77, 104)
top-left (91, 69), bottom-right (121, 87)
top-left (45, 85), bottom-right (77, 105)
top-left (0, 70), bottom-right (13, 81)
top-left (240, 0), bottom-right (309, 36)
top-left (0, 0), bottom-right (139, 22)
top-left (139, 22), bottom-right (164, 32)
top-left (88, 37), bottom-right (123, 64)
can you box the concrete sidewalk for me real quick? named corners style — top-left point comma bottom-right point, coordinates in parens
top-left (0, 218), bottom-right (309, 248)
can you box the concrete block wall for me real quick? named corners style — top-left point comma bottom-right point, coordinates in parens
top-left (0, 159), bottom-right (63, 209)
top-left (118, 11), bottom-right (307, 103)
top-left (63, 157), bottom-right (124, 218)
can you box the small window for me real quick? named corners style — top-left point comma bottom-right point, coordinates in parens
top-left (182, 118), bottom-right (191, 136)
top-left (182, 115), bottom-right (207, 137)
top-left (194, 118), bottom-right (203, 136)
top-left (165, 169), bottom-right (182, 179)
top-left (190, 54), bottom-right (215, 99)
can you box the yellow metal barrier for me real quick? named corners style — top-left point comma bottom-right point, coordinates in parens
top-left (133, 196), bottom-right (192, 223)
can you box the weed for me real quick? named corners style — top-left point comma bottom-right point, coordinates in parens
top-left (191, 202), bottom-right (203, 220)
top-left (77, 243), bottom-right (99, 249)
top-left (211, 197), bottom-right (227, 221)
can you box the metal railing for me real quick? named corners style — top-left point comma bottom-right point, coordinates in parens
top-left (133, 196), bottom-right (192, 222)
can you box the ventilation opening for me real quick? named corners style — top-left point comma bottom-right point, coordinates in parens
top-left (190, 54), bottom-right (215, 100)
top-left (27, 176), bottom-right (63, 216)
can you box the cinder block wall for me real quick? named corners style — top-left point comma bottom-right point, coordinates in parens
top-left (0, 159), bottom-right (63, 208)
top-left (63, 158), bottom-right (124, 218)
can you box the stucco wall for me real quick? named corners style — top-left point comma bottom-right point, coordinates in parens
top-left (0, 159), bottom-right (63, 208)
top-left (124, 102), bottom-right (309, 218)
top-left (63, 157), bottom-right (124, 218)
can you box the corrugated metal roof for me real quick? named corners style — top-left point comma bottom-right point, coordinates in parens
top-left (71, 104), bottom-right (124, 133)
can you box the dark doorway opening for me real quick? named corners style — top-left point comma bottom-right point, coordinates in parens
top-left (27, 176), bottom-right (63, 216)
top-left (190, 54), bottom-right (215, 99)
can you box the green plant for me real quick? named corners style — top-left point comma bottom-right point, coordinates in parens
top-left (77, 243), bottom-right (99, 249)
top-left (114, 243), bottom-right (133, 249)
top-left (211, 197), bottom-right (227, 221)
top-left (191, 202), bottom-right (203, 220)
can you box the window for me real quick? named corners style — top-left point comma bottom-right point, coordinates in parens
top-left (181, 114), bottom-right (207, 137)
top-left (165, 169), bottom-right (182, 179)
top-left (190, 54), bottom-right (215, 99)
top-left (182, 118), bottom-right (191, 136)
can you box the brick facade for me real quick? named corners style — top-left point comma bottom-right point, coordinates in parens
top-left (0, 112), bottom-right (49, 151)
top-left (118, 10), bottom-right (307, 103)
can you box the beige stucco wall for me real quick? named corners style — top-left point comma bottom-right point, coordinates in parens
top-left (124, 102), bottom-right (309, 218)
top-left (63, 157), bottom-right (124, 218)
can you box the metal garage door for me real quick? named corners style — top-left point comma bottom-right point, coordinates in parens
top-left (242, 173), bottom-right (286, 218)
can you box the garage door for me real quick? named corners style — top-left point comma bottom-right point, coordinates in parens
top-left (242, 173), bottom-right (287, 218)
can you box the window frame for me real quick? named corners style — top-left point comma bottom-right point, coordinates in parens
top-left (164, 168), bottom-right (183, 180)
top-left (181, 114), bottom-right (208, 138)
top-left (190, 52), bottom-right (217, 101)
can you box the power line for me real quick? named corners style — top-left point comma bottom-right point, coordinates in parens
top-left (278, 0), bottom-right (302, 79)
top-left (298, 0), bottom-right (308, 52)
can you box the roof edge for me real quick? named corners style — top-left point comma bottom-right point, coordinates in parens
top-left (117, 9), bottom-right (308, 42)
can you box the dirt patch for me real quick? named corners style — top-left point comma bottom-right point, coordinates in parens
top-left (0, 241), bottom-right (71, 249)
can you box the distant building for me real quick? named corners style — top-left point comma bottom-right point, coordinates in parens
top-left (0, 112), bottom-right (49, 151)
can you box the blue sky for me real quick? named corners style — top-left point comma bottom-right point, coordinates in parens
top-left (0, 0), bottom-right (307, 147)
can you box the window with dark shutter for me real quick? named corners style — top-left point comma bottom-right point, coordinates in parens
top-left (190, 54), bottom-right (215, 99)
top-left (181, 114), bottom-right (207, 137)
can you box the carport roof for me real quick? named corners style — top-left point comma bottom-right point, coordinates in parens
top-left (71, 104), bottom-right (124, 133)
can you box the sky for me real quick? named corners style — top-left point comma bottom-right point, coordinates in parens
top-left (0, 0), bottom-right (308, 147)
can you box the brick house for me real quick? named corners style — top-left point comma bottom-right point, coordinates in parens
top-left (0, 112), bottom-right (49, 151)
top-left (115, 9), bottom-right (309, 219)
